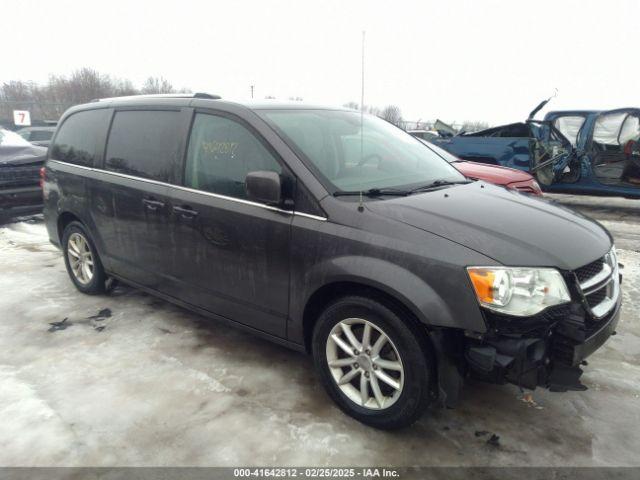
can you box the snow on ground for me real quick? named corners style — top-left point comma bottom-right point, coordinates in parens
top-left (0, 198), bottom-right (639, 466)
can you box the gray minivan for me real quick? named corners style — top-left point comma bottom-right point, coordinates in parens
top-left (43, 94), bottom-right (622, 429)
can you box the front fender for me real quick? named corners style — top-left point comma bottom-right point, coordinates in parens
top-left (288, 254), bottom-right (484, 346)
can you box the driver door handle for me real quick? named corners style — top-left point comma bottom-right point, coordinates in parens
top-left (173, 205), bottom-right (199, 218)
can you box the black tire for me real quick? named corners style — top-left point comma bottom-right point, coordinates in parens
top-left (312, 295), bottom-right (433, 429)
top-left (62, 221), bottom-right (106, 294)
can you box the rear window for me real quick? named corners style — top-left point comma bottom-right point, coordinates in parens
top-left (105, 110), bottom-right (183, 182)
top-left (51, 109), bottom-right (111, 166)
top-left (30, 130), bottom-right (54, 141)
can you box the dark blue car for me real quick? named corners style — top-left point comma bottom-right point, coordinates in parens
top-left (432, 100), bottom-right (640, 198)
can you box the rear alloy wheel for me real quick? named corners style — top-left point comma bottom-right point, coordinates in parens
top-left (62, 221), bottom-right (106, 294)
top-left (67, 232), bottom-right (94, 285)
top-left (313, 296), bottom-right (432, 429)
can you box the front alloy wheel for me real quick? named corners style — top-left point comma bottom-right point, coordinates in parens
top-left (312, 296), bottom-right (433, 429)
top-left (326, 318), bottom-right (404, 410)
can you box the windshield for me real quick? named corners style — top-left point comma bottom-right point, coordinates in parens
top-left (418, 139), bottom-right (461, 163)
top-left (260, 109), bottom-right (464, 192)
top-left (0, 129), bottom-right (32, 147)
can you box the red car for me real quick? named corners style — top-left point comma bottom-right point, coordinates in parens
top-left (421, 139), bottom-right (543, 196)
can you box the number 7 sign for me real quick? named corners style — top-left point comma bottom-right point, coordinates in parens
top-left (13, 110), bottom-right (31, 126)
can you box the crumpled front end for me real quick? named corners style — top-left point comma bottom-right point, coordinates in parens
top-left (433, 251), bottom-right (622, 405)
top-left (467, 251), bottom-right (622, 392)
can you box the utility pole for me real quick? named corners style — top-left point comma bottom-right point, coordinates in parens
top-left (250, 85), bottom-right (255, 99)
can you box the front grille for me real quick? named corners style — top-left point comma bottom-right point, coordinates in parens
top-left (574, 258), bottom-right (605, 284)
top-left (574, 249), bottom-right (619, 319)
top-left (586, 288), bottom-right (607, 308)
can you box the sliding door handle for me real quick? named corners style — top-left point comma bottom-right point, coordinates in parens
top-left (142, 198), bottom-right (165, 211)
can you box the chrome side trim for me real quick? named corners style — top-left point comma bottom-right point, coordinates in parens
top-left (49, 160), bottom-right (94, 172)
top-left (90, 165), bottom-right (170, 188)
top-left (294, 211), bottom-right (328, 222)
top-left (48, 159), bottom-right (328, 221)
top-left (579, 263), bottom-right (612, 292)
top-left (174, 183), bottom-right (292, 215)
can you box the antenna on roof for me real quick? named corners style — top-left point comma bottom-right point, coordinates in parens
top-left (360, 30), bottom-right (365, 130)
top-left (357, 31), bottom-right (366, 213)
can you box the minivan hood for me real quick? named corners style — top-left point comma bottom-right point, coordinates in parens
top-left (366, 182), bottom-right (611, 270)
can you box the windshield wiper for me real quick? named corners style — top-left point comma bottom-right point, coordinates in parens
top-left (409, 179), bottom-right (472, 193)
top-left (333, 187), bottom-right (411, 197)
top-left (333, 180), bottom-right (472, 198)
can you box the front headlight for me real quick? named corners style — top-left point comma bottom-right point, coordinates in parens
top-left (467, 266), bottom-right (571, 316)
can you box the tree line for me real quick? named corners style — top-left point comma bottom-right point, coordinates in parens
top-left (1, 68), bottom-right (489, 133)
top-left (343, 102), bottom-right (489, 133)
top-left (0, 68), bottom-right (190, 125)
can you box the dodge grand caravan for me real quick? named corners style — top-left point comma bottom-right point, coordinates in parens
top-left (43, 94), bottom-right (622, 429)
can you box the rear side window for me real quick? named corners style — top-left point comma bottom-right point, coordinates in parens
top-left (51, 109), bottom-right (110, 166)
top-left (184, 113), bottom-right (282, 200)
top-left (105, 110), bottom-right (183, 182)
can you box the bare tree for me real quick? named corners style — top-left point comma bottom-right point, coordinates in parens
top-left (0, 69), bottom-right (190, 126)
top-left (379, 105), bottom-right (403, 127)
top-left (141, 76), bottom-right (175, 94)
top-left (342, 101), bottom-right (382, 117)
top-left (343, 101), bottom-right (359, 110)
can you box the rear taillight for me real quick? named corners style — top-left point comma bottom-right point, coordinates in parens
top-left (39, 167), bottom-right (45, 189)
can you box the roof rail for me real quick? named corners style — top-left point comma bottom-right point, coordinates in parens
top-left (91, 92), bottom-right (221, 102)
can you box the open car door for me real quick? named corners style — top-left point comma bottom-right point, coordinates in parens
top-left (528, 119), bottom-right (577, 186)
top-left (590, 108), bottom-right (640, 188)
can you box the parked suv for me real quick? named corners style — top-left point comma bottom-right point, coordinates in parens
top-left (44, 94), bottom-right (622, 429)
top-left (1, 128), bottom-right (46, 222)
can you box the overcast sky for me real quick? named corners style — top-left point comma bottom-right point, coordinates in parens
top-left (4, 0), bottom-right (639, 124)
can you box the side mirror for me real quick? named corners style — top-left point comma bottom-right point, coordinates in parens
top-left (245, 171), bottom-right (282, 205)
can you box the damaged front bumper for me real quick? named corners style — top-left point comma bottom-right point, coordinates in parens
top-left (465, 295), bottom-right (621, 393)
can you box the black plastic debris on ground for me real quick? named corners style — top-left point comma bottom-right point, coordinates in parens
top-left (88, 308), bottom-right (111, 331)
top-left (475, 430), bottom-right (501, 447)
top-left (88, 308), bottom-right (111, 321)
top-left (48, 318), bottom-right (70, 332)
top-left (487, 434), bottom-right (501, 447)
top-left (47, 308), bottom-right (113, 333)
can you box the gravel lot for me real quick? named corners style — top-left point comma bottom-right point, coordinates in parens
top-left (0, 195), bottom-right (639, 467)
